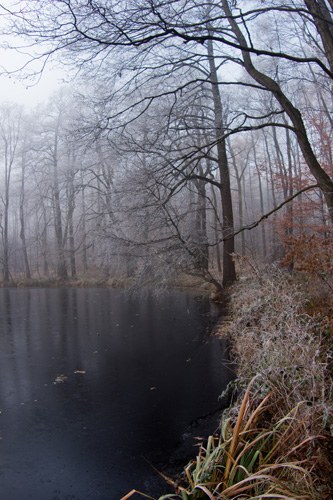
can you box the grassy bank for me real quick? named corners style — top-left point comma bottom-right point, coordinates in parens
top-left (143, 266), bottom-right (333, 500)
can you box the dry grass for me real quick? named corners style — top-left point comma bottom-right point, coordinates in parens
top-left (226, 266), bottom-right (332, 418)
top-left (220, 265), bottom-right (333, 498)
top-left (153, 379), bottom-right (320, 500)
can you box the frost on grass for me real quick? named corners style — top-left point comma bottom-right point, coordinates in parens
top-left (226, 266), bottom-right (332, 430)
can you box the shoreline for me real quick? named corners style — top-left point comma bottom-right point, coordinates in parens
top-left (0, 274), bottom-right (215, 292)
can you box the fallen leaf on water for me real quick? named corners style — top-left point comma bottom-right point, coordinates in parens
top-left (54, 375), bottom-right (68, 384)
top-left (74, 370), bottom-right (86, 374)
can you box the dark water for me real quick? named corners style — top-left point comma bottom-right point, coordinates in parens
top-left (0, 288), bottom-right (233, 500)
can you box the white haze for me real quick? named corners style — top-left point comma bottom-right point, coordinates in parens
top-left (0, 0), bottom-right (66, 109)
top-left (0, 44), bottom-right (66, 107)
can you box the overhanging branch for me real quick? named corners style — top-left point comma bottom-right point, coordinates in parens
top-left (224, 184), bottom-right (320, 241)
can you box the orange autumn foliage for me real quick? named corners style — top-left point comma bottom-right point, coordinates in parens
top-left (281, 233), bottom-right (333, 278)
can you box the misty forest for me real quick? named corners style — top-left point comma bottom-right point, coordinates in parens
top-left (0, 0), bottom-right (331, 291)
top-left (0, 2), bottom-right (333, 500)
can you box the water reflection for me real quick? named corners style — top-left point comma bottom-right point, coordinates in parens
top-left (0, 288), bottom-right (232, 500)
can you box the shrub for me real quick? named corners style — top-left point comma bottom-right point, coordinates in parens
top-left (281, 233), bottom-right (332, 290)
top-left (159, 379), bottom-right (318, 500)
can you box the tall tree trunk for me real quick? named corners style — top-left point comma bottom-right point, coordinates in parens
top-left (3, 149), bottom-right (10, 283)
top-left (67, 181), bottom-right (76, 278)
top-left (229, 141), bottom-right (247, 256)
top-left (207, 37), bottom-right (236, 288)
top-left (252, 137), bottom-right (267, 260)
top-left (285, 124), bottom-right (294, 240)
top-left (42, 202), bottom-right (49, 277)
top-left (304, 0), bottom-right (333, 73)
top-left (52, 117), bottom-right (67, 279)
top-left (0, 106), bottom-right (21, 282)
top-left (194, 175), bottom-right (209, 271)
top-left (3, 140), bottom-right (13, 282)
top-left (210, 183), bottom-right (222, 273)
top-left (19, 151), bottom-right (31, 279)
top-left (81, 181), bottom-right (88, 273)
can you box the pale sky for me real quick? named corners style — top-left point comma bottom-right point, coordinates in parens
top-left (0, 0), bottom-right (66, 109)
top-left (0, 44), bottom-right (66, 108)
top-left (0, 70), bottom-right (65, 108)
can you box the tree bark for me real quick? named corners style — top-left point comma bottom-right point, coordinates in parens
top-left (52, 115), bottom-right (68, 279)
top-left (304, 0), bottom-right (333, 73)
top-left (19, 151), bottom-right (31, 279)
top-left (207, 37), bottom-right (236, 287)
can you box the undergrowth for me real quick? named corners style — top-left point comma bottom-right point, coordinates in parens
top-left (219, 266), bottom-right (332, 499)
top-left (226, 266), bottom-right (332, 419)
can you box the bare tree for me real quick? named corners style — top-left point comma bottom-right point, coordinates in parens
top-left (18, 130), bottom-right (31, 279)
top-left (1, 0), bottom-right (332, 287)
top-left (0, 103), bottom-right (22, 282)
top-left (4, 0), bottom-right (330, 221)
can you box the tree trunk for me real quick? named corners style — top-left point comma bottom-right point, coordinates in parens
top-left (304, 0), bottom-right (333, 73)
top-left (19, 152), bottom-right (31, 279)
top-left (67, 181), bottom-right (77, 278)
top-left (252, 138), bottom-right (267, 260)
top-left (207, 37), bottom-right (236, 287)
top-left (192, 162), bottom-right (209, 272)
top-left (3, 141), bottom-right (11, 283)
top-left (41, 203), bottom-right (49, 277)
top-left (52, 117), bottom-right (68, 279)
top-left (210, 183), bottom-right (222, 272)
top-left (229, 141), bottom-right (247, 256)
top-left (81, 181), bottom-right (88, 273)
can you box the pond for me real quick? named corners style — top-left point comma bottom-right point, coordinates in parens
top-left (0, 288), bottom-right (233, 500)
